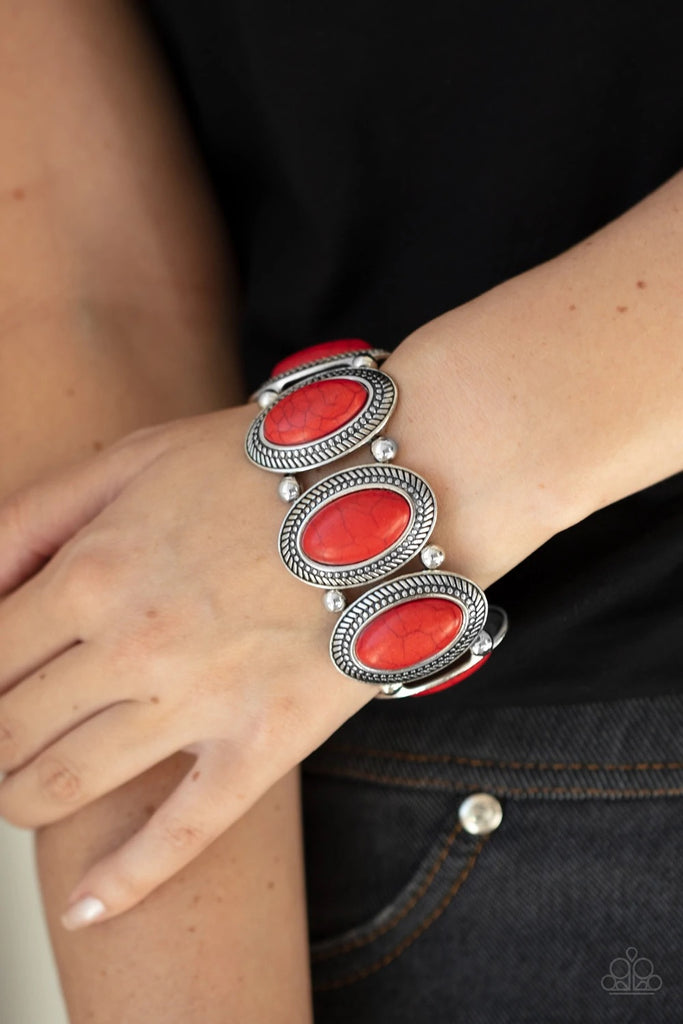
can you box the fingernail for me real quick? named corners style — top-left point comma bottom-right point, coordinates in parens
top-left (61, 896), bottom-right (107, 931)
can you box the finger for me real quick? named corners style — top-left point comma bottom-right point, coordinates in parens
top-left (0, 423), bottom-right (172, 594)
top-left (0, 641), bottom-right (133, 773)
top-left (59, 745), bottom-right (273, 928)
top-left (0, 566), bottom-right (80, 692)
top-left (0, 699), bottom-right (193, 828)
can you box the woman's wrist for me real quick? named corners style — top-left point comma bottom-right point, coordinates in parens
top-left (379, 317), bottom-right (562, 591)
top-left (382, 169), bottom-right (683, 589)
top-left (247, 344), bottom-right (508, 696)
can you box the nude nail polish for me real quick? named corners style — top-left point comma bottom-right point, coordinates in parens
top-left (61, 896), bottom-right (106, 930)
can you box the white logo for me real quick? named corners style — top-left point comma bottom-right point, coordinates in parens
top-left (601, 947), bottom-right (662, 994)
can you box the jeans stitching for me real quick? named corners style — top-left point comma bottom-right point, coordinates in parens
top-left (312, 835), bottom-right (488, 991)
top-left (304, 764), bottom-right (683, 798)
top-left (319, 743), bottom-right (683, 772)
top-left (311, 820), bottom-right (464, 963)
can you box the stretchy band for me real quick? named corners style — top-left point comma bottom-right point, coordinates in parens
top-left (245, 339), bottom-right (507, 698)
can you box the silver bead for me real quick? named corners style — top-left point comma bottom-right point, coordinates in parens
top-left (471, 630), bottom-right (493, 656)
top-left (257, 389), bottom-right (278, 409)
top-left (351, 353), bottom-right (378, 368)
top-left (379, 682), bottom-right (403, 696)
top-left (371, 436), bottom-right (398, 462)
top-left (323, 589), bottom-right (346, 613)
top-left (458, 793), bottom-right (503, 835)
top-left (278, 475), bottom-right (301, 502)
top-left (420, 544), bottom-right (445, 569)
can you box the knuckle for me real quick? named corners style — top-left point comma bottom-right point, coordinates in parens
top-left (160, 817), bottom-right (208, 851)
top-left (51, 537), bottom-right (121, 612)
top-left (37, 757), bottom-right (83, 805)
top-left (0, 716), bottom-right (21, 770)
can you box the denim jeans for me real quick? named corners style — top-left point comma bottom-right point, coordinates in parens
top-left (300, 692), bottom-right (683, 1023)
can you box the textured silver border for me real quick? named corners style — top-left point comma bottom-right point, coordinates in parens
top-left (375, 606), bottom-right (508, 698)
top-left (278, 464), bottom-right (437, 587)
top-left (245, 367), bottom-right (397, 472)
top-left (330, 572), bottom-right (487, 685)
top-left (249, 348), bottom-right (390, 401)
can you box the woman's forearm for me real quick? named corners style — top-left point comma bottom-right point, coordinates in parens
top-left (0, 0), bottom-right (245, 493)
top-left (1, 2), bottom-right (311, 1022)
top-left (382, 169), bottom-right (683, 587)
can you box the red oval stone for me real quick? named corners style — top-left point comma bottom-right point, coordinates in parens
top-left (301, 489), bottom-right (411, 565)
top-left (263, 377), bottom-right (368, 446)
top-left (271, 339), bottom-right (370, 377)
top-left (355, 598), bottom-right (464, 671)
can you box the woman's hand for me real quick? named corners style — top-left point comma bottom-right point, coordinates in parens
top-left (0, 405), bottom-right (378, 927)
top-left (1, 168), bottom-right (681, 934)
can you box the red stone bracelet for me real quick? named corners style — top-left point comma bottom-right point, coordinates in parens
top-left (245, 340), bottom-right (507, 698)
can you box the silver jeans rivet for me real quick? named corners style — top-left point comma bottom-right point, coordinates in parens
top-left (458, 792), bottom-right (504, 835)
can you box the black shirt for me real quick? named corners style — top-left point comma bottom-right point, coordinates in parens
top-left (144, 0), bottom-right (683, 706)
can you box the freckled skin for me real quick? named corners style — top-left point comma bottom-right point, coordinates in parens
top-left (355, 597), bottom-right (464, 670)
top-left (301, 489), bottom-right (411, 565)
top-left (263, 378), bottom-right (368, 445)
